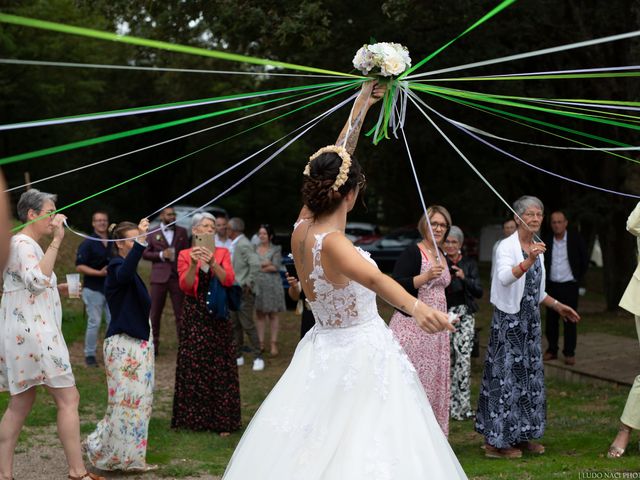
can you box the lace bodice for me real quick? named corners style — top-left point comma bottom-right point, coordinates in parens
top-left (306, 231), bottom-right (379, 329)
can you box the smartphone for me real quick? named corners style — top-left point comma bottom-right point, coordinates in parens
top-left (285, 262), bottom-right (298, 279)
top-left (193, 233), bottom-right (215, 251)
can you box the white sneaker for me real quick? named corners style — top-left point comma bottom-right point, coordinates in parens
top-left (236, 356), bottom-right (244, 366)
top-left (252, 358), bottom-right (265, 371)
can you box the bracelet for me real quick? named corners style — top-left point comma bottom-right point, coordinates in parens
top-left (410, 298), bottom-right (420, 316)
top-left (553, 299), bottom-right (558, 309)
top-left (518, 262), bottom-right (528, 274)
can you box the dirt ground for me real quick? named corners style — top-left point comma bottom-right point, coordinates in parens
top-left (11, 328), bottom-right (222, 480)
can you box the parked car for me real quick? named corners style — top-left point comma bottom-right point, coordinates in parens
top-left (149, 204), bottom-right (228, 231)
top-left (357, 226), bottom-right (421, 273)
top-left (345, 222), bottom-right (380, 243)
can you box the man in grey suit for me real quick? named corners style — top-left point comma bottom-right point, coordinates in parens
top-left (228, 217), bottom-right (264, 371)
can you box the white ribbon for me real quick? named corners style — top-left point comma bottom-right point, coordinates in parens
top-left (406, 90), bottom-right (544, 242)
top-left (0, 82), bottom-right (347, 131)
top-left (448, 119), bottom-right (640, 151)
top-left (63, 92), bottom-right (357, 242)
top-left (406, 30), bottom-right (640, 79)
top-left (5, 84), bottom-right (350, 192)
top-left (0, 58), bottom-right (355, 79)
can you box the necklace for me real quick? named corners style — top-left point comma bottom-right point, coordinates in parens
top-left (421, 240), bottom-right (436, 255)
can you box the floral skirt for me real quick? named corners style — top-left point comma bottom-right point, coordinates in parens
top-left (86, 332), bottom-right (154, 471)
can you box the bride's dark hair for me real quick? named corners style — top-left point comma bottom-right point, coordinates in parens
top-left (301, 152), bottom-right (365, 217)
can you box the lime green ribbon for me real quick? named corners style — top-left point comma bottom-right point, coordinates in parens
top-left (420, 88), bottom-right (631, 148)
top-left (11, 83), bottom-right (357, 232)
top-left (0, 13), bottom-right (363, 79)
top-left (2, 82), bottom-right (352, 130)
top-left (0, 80), bottom-right (361, 166)
top-left (411, 83), bottom-right (640, 133)
top-left (399, 0), bottom-right (517, 80)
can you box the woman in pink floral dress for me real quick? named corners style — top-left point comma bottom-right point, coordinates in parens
top-left (389, 206), bottom-right (453, 436)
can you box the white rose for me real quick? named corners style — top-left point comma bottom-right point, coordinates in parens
top-left (381, 53), bottom-right (406, 76)
top-left (393, 44), bottom-right (412, 67)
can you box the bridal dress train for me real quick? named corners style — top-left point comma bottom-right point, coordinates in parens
top-left (223, 230), bottom-right (467, 480)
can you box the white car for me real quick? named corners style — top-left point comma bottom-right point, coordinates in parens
top-left (150, 204), bottom-right (228, 231)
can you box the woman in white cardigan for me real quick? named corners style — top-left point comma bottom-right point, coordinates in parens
top-left (607, 200), bottom-right (640, 458)
top-left (475, 196), bottom-right (579, 459)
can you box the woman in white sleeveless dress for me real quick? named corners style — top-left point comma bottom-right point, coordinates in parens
top-left (222, 82), bottom-right (467, 480)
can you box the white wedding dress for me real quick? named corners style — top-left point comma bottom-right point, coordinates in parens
top-left (222, 230), bottom-right (467, 480)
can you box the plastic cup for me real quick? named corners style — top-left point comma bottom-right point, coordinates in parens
top-left (66, 273), bottom-right (81, 299)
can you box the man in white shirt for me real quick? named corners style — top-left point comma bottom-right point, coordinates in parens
top-left (543, 211), bottom-right (589, 365)
top-left (215, 214), bottom-right (233, 250)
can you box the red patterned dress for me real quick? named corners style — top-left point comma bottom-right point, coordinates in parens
top-left (389, 250), bottom-right (451, 436)
top-left (172, 249), bottom-right (241, 433)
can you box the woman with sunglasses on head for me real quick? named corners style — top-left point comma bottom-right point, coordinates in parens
top-left (254, 224), bottom-right (286, 356)
top-left (0, 189), bottom-right (104, 480)
top-left (171, 212), bottom-right (240, 436)
top-left (388, 205), bottom-right (454, 437)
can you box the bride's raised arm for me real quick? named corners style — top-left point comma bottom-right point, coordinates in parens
top-left (336, 81), bottom-right (386, 155)
top-left (296, 81), bottom-right (385, 222)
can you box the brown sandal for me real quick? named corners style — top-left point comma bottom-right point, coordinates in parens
top-left (517, 441), bottom-right (545, 454)
top-left (484, 444), bottom-right (522, 459)
top-left (68, 473), bottom-right (105, 480)
top-left (607, 424), bottom-right (632, 459)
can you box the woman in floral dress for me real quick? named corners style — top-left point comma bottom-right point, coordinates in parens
top-left (85, 218), bottom-right (156, 472)
top-left (172, 213), bottom-right (240, 435)
top-left (389, 206), bottom-right (453, 436)
top-left (476, 196), bottom-right (579, 459)
top-left (0, 189), bottom-right (103, 480)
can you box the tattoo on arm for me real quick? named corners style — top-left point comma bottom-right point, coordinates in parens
top-left (336, 108), bottom-right (366, 155)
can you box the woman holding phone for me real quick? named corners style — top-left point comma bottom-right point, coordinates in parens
top-left (172, 212), bottom-right (240, 435)
top-left (85, 217), bottom-right (155, 472)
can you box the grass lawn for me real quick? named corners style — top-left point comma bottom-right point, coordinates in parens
top-left (1, 234), bottom-right (638, 478)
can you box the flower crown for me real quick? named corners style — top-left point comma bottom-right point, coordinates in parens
top-left (303, 145), bottom-right (352, 191)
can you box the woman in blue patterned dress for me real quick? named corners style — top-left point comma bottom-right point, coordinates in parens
top-left (475, 196), bottom-right (579, 459)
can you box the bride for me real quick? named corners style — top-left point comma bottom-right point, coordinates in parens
top-left (222, 82), bottom-right (467, 479)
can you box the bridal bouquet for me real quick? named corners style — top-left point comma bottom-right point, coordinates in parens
top-left (352, 42), bottom-right (411, 77)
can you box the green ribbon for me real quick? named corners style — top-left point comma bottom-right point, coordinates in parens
top-left (399, 0), bottom-right (517, 79)
top-left (0, 13), bottom-right (363, 79)
top-left (420, 72), bottom-right (640, 82)
top-left (420, 88), bottom-right (631, 148)
top-left (11, 83), bottom-right (357, 232)
top-left (2, 81), bottom-right (354, 130)
top-left (0, 80), bottom-right (361, 166)
top-left (424, 89), bottom-right (639, 165)
top-left (411, 83), bottom-right (640, 133)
